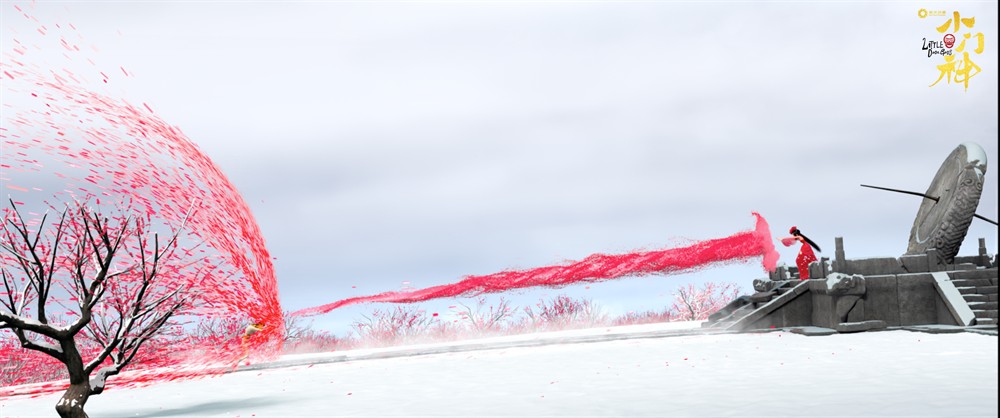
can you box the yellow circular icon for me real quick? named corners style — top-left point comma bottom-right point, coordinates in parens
top-left (918, 9), bottom-right (928, 18)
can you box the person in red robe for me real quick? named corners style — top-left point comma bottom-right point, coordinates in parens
top-left (781, 226), bottom-right (821, 280)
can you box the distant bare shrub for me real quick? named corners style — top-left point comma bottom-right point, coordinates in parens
top-left (670, 282), bottom-right (741, 321)
top-left (281, 311), bottom-right (355, 354)
top-left (612, 309), bottom-right (679, 326)
top-left (453, 296), bottom-right (515, 335)
top-left (523, 295), bottom-right (607, 331)
top-left (350, 306), bottom-right (442, 347)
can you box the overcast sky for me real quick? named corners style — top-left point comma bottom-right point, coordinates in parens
top-left (2, 1), bottom-right (997, 334)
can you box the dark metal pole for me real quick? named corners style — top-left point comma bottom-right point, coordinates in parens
top-left (860, 184), bottom-right (997, 226)
top-left (860, 184), bottom-right (939, 202)
top-left (973, 213), bottom-right (999, 226)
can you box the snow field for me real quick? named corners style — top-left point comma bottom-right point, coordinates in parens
top-left (1, 328), bottom-right (997, 417)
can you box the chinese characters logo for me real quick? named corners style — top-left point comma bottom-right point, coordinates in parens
top-left (919, 9), bottom-right (985, 91)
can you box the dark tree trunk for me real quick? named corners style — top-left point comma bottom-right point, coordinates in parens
top-left (55, 339), bottom-right (93, 418)
top-left (55, 382), bottom-right (92, 418)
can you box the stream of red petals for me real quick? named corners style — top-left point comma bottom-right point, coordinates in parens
top-left (293, 213), bottom-right (778, 317)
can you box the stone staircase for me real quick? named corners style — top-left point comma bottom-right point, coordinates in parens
top-left (705, 303), bottom-right (755, 329)
top-left (704, 280), bottom-right (802, 330)
top-left (950, 268), bottom-right (999, 325)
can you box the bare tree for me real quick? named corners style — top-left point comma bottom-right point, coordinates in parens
top-left (0, 199), bottom-right (205, 418)
top-left (282, 310), bottom-right (310, 343)
top-left (455, 296), bottom-right (514, 334)
top-left (350, 306), bottom-right (440, 347)
top-left (523, 295), bottom-right (606, 330)
top-left (671, 282), bottom-right (741, 321)
top-left (280, 311), bottom-right (354, 354)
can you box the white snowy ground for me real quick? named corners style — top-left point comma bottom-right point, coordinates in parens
top-left (2, 322), bottom-right (997, 417)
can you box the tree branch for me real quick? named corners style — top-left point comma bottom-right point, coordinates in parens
top-left (8, 326), bottom-right (65, 360)
top-left (0, 310), bottom-right (63, 339)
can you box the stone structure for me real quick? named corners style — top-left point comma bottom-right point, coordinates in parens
top-left (705, 237), bottom-right (997, 333)
top-left (706, 143), bottom-right (997, 334)
top-left (905, 142), bottom-right (987, 263)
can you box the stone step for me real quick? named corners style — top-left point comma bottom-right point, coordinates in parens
top-left (969, 301), bottom-right (999, 310)
top-left (975, 318), bottom-right (997, 326)
top-left (947, 268), bottom-right (998, 282)
top-left (733, 305), bottom-right (755, 317)
top-left (776, 286), bottom-right (797, 295)
top-left (977, 286), bottom-right (998, 295)
top-left (963, 294), bottom-right (988, 303)
top-left (952, 278), bottom-right (993, 288)
top-left (957, 287), bottom-right (978, 295)
top-left (991, 294), bottom-right (998, 302)
top-left (749, 291), bottom-right (776, 304)
top-left (972, 310), bottom-right (998, 319)
top-left (713, 305), bottom-right (753, 325)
